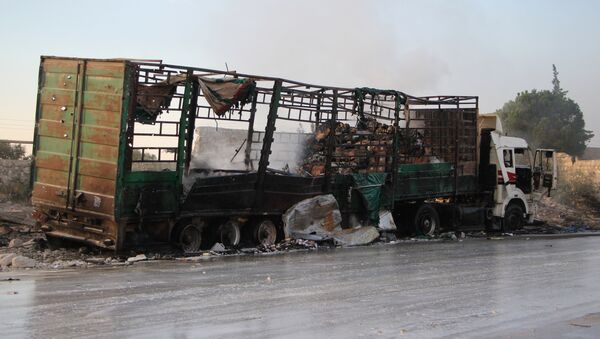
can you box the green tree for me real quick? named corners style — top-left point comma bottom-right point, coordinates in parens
top-left (497, 65), bottom-right (593, 157)
top-left (0, 142), bottom-right (25, 159)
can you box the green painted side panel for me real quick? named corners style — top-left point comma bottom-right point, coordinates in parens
top-left (119, 182), bottom-right (179, 219)
top-left (333, 162), bottom-right (479, 216)
top-left (124, 171), bottom-right (177, 183)
top-left (116, 75), bottom-right (192, 220)
top-left (31, 58), bottom-right (80, 210)
top-left (43, 72), bottom-right (78, 90)
top-left (32, 57), bottom-right (126, 219)
top-left (396, 162), bottom-right (453, 175)
top-left (395, 163), bottom-right (455, 198)
top-left (36, 136), bottom-right (72, 154)
top-left (80, 108), bottom-right (122, 128)
top-left (84, 75), bottom-right (123, 94)
top-left (79, 141), bottom-right (118, 162)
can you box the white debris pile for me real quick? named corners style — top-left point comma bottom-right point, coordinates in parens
top-left (283, 194), bottom-right (380, 246)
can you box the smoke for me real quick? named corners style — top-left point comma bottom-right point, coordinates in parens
top-left (190, 0), bottom-right (450, 94)
top-left (191, 126), bottom-right (309, 172)
top-left (184, 1), bottom-right (462, 173)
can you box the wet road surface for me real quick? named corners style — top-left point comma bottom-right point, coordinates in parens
top-left (1, 236), bottom-right (600, 338)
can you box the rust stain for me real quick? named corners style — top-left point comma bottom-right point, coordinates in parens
top-left (78, 158), bottom-right (117, 179)
top-left (36, 168), bottom-right (69, 187)
top-left (38, 119), bottom-right (70, 139)
top-left (36, 153), bottom-right (70, 172)
top-left (78, 175), bottom-right (116, 196)
top-left (80, 126), bottom-right (119, 146)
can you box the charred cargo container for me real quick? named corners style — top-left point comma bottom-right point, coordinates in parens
top-left (30, 56), bottom-right (555, 251)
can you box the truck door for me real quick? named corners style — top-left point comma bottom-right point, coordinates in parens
top-left (32, 58), bottom-right (125, 217)
top-left (497, 148), bottom-right (516, 185)
top-left (533, 149), bottom-right (556, 196)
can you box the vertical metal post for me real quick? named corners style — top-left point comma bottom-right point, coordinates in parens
top-left (391, 93), bottom-right (402, 202)
top-left (255, 80), bottom-right (282, 208)
top-left (115, 62), bottom-right (136, 220)
top-left (67, 60), bottom-right (87, 209)
top-left (323, 90), bottom-right (338, 192)
top-left (453, 98), bottom-right (460, 199)
top-left (244, 92), bottom-right (258, 170)
top-left (184, 75), bottom-right (198, 175)
top-left (30, 58), bottom-right (45, 196)
top-left (176, 71), bottom-right (194, 199)
top-left (314, 91), bottom-right (322, 128)
top-left (403, 104), bottom-right (410, 163)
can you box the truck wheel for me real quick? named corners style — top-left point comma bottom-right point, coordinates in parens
top-left (45, 235), bottom-right (65, 250)
top-left (504, 204), bottom-right (524, 232)
top-left (414, 204), bottom-right (439, 236)
top-left (178, 223), bottom-right (202, 253)
top-left (217, 220), bottom-right (241, 246)
top-left (254, 219), bottom-right (277, 246)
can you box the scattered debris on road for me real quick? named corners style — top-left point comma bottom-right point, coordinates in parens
top-left (1, 195), bottom-right (599, 271)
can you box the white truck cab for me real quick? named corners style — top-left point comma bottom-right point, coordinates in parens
top-left (489, 131), bottom-right (557, 231)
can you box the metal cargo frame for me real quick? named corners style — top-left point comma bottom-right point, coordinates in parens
top-left (31, 56), bottom-right (479, 250)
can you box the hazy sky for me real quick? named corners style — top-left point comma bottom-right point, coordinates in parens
top-left (1, 0), bottom-right (599, 145)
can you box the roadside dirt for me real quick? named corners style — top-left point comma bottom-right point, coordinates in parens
top-left (536, 195), bottom-right (600, 230)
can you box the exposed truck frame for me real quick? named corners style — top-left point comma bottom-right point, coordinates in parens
top-left (30, 56), bottom-right (556, 251)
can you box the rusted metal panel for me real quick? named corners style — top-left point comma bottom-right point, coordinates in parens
top-left (39, 87), bottom-right (76, 106)
top-left (32, 58), bottom-right (79, 212)
top-left (32, 183), bottom-right (68, 207)
top-left (35, 151), bottom-right (70, 172)
top-left (79, 125), bottom-right (120, 146)
top-left (79, 142), bottom-right (118, 162)
top-left (33, 57), bottom-right (126, 249)
top-left (81, 109), bottom-right (121, 128)
top-left (72, 192), bottom-right (115, 216)
top-left (70, 60), bottom-right (124, 217)
top-left (39, 103), bottom-right (75, 122)
top-left (36, 167), bottom-right (69, 187)
top-left (76, 175), bottom-right (116, 196)
top-left (36, 135), bottom-right (72, 154)
top-left (43, 72), bottom-right (78, 90)
top-left (77, 158), bottom-right (117, 180)
top-left (84, 75), bottom-right (123, 94)
top-left (83, 92), bottom-right (122, 112)
top-left (37, 119), bottom-right (71, 139)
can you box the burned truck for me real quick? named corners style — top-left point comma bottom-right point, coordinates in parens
top-left (30, 56), bottom-right (556, 251)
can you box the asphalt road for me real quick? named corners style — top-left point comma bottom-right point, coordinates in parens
top-left (1, 236), bottom-right (600, 338)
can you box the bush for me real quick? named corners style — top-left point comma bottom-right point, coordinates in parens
top-left (0, 180), bottom-right (30, 202)
top-left (555, 169), bottom-right (600, 211)
top-left (0, 142), bottom-right (25, 160)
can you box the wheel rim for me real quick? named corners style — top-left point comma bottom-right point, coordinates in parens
top-left (219, 221), bottom-right (241, 246)
top-left (417, 213), bottom-right (436, 236)
top-left (507, 210), bottom-right (522, 230)
top-left (179, 224), bottom-right (202, 253)
top-left (256, 220), bottom-right (277, 245)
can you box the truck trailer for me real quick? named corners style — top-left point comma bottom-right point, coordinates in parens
top-left (30, 56), bottom-right (557, 251)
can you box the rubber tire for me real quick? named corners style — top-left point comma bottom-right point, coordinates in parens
top-left (414, 204), bottom-right (439, 236)
top-left (177, 223), bottom-right (203, 253)
top-left (254, 219), bottom-right (277, 246)
top-left (217, 220), bottom-right (241, 247)
top-left (45, 235), bottom-right (66, 250)
top-left (504, 204), bottom-right (524, 232)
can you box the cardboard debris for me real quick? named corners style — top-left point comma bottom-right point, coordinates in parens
top-left (282, 194), bottom-right (342, 240)
top-left (377, 210), bottom-right (397, 231)
top-left (332, 226), bottom-right (380, 246)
